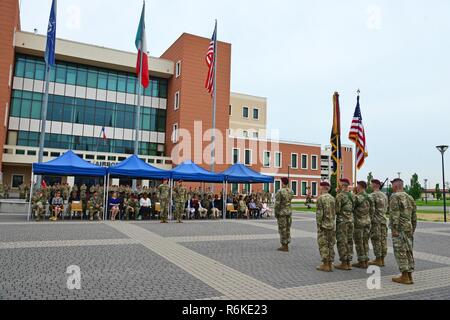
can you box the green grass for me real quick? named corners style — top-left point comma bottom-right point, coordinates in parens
top-left (415, 200), bottom-right (449, 207)
top-left (292, 206), bottom-right (315, 212)
top-left (416, 210), bottom-right (447, 214)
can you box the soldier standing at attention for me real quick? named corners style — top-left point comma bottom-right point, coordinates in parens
top-left (390, 178), bottom-right (417, 285)
top-left (316, 181), bottom-right (336, 272)
top-left (352, 181), bottom-right (372, 269)
top-left (158, 180), bottom-right (170, 223)
top-left (368, 179), bottom-right (389, 267)
top-left (275, 178), bottom-right (294, 252)
top-left (334, 178), bottom-right (355, 271)
top-left (173, 180), bottom-right (187, 223)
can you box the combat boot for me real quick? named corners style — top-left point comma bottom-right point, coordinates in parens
top-left (352, 261), bottom-right (368, 269)
top-left (408, 272), bottom-right (414, 284)
top-left (368, 258), bottom-right (383, 267)
top-left (334, 261), bottom-right (349, 271)
top-left (277, 244), bottom-right (289, 252)
top-left (328, 262), bottom-right (334, 272)
top-left (177, 219), bottom-right (183, 224)
top-left (392, 272), bottom-right (413, 285)
top-left (346, 261), bottom-right (353, 270)
top-left (316, 263), bottom-right (331, 272)
top-left (381, 257), bottom-right (386, 267)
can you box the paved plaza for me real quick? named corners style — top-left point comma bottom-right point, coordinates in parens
top-left (1, 212), bottom-right (450, 300)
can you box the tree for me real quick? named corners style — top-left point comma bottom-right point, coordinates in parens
top-left (435, 184), bottom-right (442, 201)
top-left (408, 173), bottom-right (422, 200)
top-left (367, 172), bottom-right (374, 194)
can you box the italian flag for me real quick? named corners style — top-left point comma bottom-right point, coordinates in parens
top-left (135, 2), bottom-right (149, 89)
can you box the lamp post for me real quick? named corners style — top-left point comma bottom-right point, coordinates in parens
top-left (436, 145), bottom-right (448, 223)
top-left (424, 179), bottom-right (428, 204)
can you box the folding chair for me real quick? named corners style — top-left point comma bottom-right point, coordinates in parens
top-left (226, 203), bottom-right (238, 219)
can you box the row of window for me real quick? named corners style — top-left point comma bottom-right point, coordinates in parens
top-left (230, 180), bottom-right (318, 197)
top-left (232, 148), bottom-right (319, 169)
top-left (242, 106), bottom-right (259, 120)
top-left (10, 90), bottom-right (166, 132)
top-left (14, 55), bottom-right (168, 98)
top-left (13, 131), bottom-right (164, 157)
top-left (273, 180), bottom-right (318, 197)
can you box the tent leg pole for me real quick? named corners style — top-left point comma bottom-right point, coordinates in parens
top-left (103, 174), bottom-right (108, 221)
top-left (169, 179), bottom-right (173, 221)
top-left (223, 181), bottom-right (226, 221)
top-left (27, 173), bottom-right (34, 222)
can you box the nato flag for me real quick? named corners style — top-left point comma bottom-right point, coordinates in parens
top-left (44, 0), bottom-right (57, 67)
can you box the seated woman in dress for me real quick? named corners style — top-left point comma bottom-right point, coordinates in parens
top-left (50, 191), bottom-right (64, 221)
top-left (109, 192), bottom-right (121, 221)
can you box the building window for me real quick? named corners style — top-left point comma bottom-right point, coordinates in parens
top-left (263, 151), bottom-right (271, 167)
top-left (229, 105), bottom-right (232, 116)
top-left (175, 61), bottom-right (181, 78)
top-left (311, 155), bottom-right (318, 170)
top-left (311, 181), bottom-right (318, 197)
top-left (301, 181), bottom-right (308, 196)
top-left (174, 91), bottom-right (180, 110)
top-left (242, 106), bottom-right (249, 118)
top-left (12, 174), bottom-right (24, 188)
top-left (263, 183), bottom-right (270, 193)
top-left (232, 148), bottom-right (240, 164)
top-left (242, 131), bottom-right (249, 138)
top-left (291, 153), bottom-right (298, 169)
top-left (253, 132), bottom-right (259, 138)
top-left (243, 183), bottom-right (251, 193)
top-left (274, 180), bottom-right (281, 193)
top-left (244, 149), bottom-right (252, 166)
top-left (172, 123), bottom-right (179, 143)
top-left (232, 183), bottom-right (239, 194)
top-left (275, 152), bottom-right (282, 168)
top-left (301, 154), bottom-right (308, 170)
top-left (291, 181), bottom-right (298, 196)
top-left (253, 108), bottom-right (259, 120)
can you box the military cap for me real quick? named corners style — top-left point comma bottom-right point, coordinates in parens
top-left (281, 177), bottom-right (289, 185)
top-left (340, 178), bottom-right (351, 185)
top-left (371, 179), bottom-right (382, 186)
top-left (320, 181), bottom-right (330, 187)
top-left (357, 181), bottom-right (367, 189)
top-left (391, 178), bottom-right (404, 184)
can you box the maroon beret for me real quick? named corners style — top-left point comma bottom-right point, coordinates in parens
top-left (357, 181), bottom-right (367, 189)
top-left (281, 177), bottom-right (289, 185)
top-left (391, 178), bottom-right (404, 184)
top-left (320, 181), bottom-right (330, 187)
top-left (340, 178), bottom-right (351, 185)
top-left (371, 179), bottom-right (382, 186)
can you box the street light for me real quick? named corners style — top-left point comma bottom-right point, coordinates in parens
top-left (436, 145), bottom-right (448, 223)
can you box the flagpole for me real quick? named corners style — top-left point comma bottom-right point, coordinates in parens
top-left (133, 6), bottom-right (145, 192)
top-left (211, 20), bottom-right (218, 192)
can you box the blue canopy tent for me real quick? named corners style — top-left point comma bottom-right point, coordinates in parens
top-left (221, 163), bottom-right (274, 184)
top-left (169, 160), bottom-right (224, 183)
top-left (107, 155), bottom-right (171, 180)
top-left (30, 150), bottom-right (107, 221)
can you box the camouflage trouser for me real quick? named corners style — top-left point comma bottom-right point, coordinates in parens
top-left (89, 207), bottom-right (103, 220)
top-left (33, 203), bottom-right (45, 220)
top-left (160, 201), bottom-right (169, 221)
top-left (174, 202), bottom-right (184, 220)
top-left (317, 228), bottom-right (336, 263)
top-left (336, 220), bottom-right (354, 262)
top-left (276, 215), bottom-right (292, 245)
top-left (354, 224), bottom-right (370, 262)
top-left (125, 207), bottom-right (136, 220)
top-left (370, 223), bottom-right (388, 259)
top-left (393, 231), bottom-right (415, 273)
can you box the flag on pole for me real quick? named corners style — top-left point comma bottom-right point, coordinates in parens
top-left (101, 127), bottom-right (107, 140)
top-left (205, 22), bottom-right (217, 94)
top-left (41, 179), bottom-right (47, 189)
top-left (330, 92), bottom-right (342, 176)
top-left (349, 95), bottom-right (368, 170)
top-left (135, 2), bottom-right (149, 89)
top-left (44, 0), bottom-right (57, 67)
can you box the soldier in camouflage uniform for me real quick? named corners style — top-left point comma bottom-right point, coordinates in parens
top-left (368, 179), bottom-right (389, 267)
top-left (0, 184), bottom-right (4, 199)
top-left (125, 194), bottom-right (140, 220)
top-left (80, 184), bottom-right (87, 218)
top-left (275, 178), bottom-right (294, 252)
top-left (334, 178), bottom-right (355, 271)
top-left (19, 183), bottom-right (26, 199)
top-left (352, 181), bottom-right (372, 269)
top-left (88, 191), bottom-right (103, 221)
top-left (32, 189), bottom-right (47, 222)
top-left (4, 184), bottom-right (10, 199)
top-left (316, 181), bottom-right (336, 272)
top-left (389, 178), bottom-right (417, 285)
top-left (158, 180), bottom-right (170, 223)
top-left (173, 180), bottom-right (187, 223)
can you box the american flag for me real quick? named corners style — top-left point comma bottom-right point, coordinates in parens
top-left (348, 95), bottom-right (368, 170)
top-left (205, 22), bottom-right (217, 94)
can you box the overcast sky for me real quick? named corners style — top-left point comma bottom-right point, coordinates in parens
top-left (19, 0), bottom-right (450, 188)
